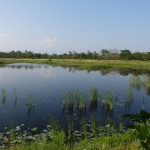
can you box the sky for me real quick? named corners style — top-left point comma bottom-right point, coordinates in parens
top-left (0, 0), bottom-right (150, 54)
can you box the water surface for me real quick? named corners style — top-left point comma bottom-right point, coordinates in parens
top-left (0, 63), bottom-right (150, 132)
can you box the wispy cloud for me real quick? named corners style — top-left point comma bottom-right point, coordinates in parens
top-left (0, 33), bottom-right (12, 37)
top-left (37, 38), bottom-right (56, 49)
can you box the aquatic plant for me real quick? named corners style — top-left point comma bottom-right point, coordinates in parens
top-left (90, 116), bottom-right (98, 136)
top-left (130, 75), bottom-right (146, 90)
top-left (67, 91), bottom-right (74, 108)
top-left (75, 90), bottom-right (86, 110)
top-left (125, 88), bottom-right (134, 110)
top-left (25, 95), bottom-right (35, 110)
top-left (80, 119), bottom-right (87, 137)
top-left (13, 89), bottom-right (18, 107)
top-left (89, 87), bottom-right (99, 102)
top-left (101, 91), bottom-right (114, 111)
top-left (62, 91), bottom-right (74, 111)
top-left (14, 88), bottom-right (17, 100)
top-left (2, 88), bottom-right (6, 100)
top-left (1, 88), bottom-right (6, 106)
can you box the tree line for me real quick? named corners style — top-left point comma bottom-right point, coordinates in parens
top-left (0, 49), bottom-right (150, 60)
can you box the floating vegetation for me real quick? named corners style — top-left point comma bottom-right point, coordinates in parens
top-left (0, 116), bottom-right (121, 149)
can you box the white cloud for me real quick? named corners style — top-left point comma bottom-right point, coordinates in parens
top-left (0, 33), bottom-right (12, 37)
top-left (37, 38), bottom-right (56, 49)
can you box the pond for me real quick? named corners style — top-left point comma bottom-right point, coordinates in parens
top-left (0, 63), bottom-right (150, 132)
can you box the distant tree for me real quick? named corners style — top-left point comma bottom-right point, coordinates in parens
top-left (120, 49), bottom-right (131, 60)
top-left (132, 52), bottom-right (142, 60)
top-left (100, 49), bottom-right (110, 56)
top-left (87, 50), bottom-right (93, 59)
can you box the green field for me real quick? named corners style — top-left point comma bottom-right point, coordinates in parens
top-left (1, 58), bottom-right (150, 71)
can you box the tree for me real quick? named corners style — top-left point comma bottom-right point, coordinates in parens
top-left (120, 49), bottom-right (131, 60)
top-left (101, 49), bottom-right (110, 55)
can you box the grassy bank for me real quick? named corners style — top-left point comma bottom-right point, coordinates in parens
top-left (1, 58), bottom-right (150, 71)
top-left (7, 131), bottom-right (143, 150)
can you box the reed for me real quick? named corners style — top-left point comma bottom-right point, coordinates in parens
top-left (130, 75), bottom-right (146, 89)
top-left (89, 87), bottom-right (99, 102)
top-left (91, 116), bottom-right (98, 136)
top-left (1, 88), bottom-right (6, 106)
top-left (101, 91), bottom-right (114, 111)
top-left (14, 89), bottom-right (17, 100)
top-left (125, 88), bottom-right (134, 110)
top-left (2, 88), bottom-right (6, 101)
top-left (75, 90), bottom-right (86, 110)
top-left (62, 91), bottom-right (74, 110)
top-left (25, 95), bottom-right (35, 110)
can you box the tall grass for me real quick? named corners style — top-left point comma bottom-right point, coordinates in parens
top-left (125, 88), bottom-right (134, 110)
top-left (101, 91), bottom-right (114, 111)
top-left (25, 95), bottom-right (35, 110)
top-left (1, 88), bottom-right (6, 106)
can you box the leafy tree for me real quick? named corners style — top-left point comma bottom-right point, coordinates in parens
top-left (120, 49), bottom-right (131, 60)
top-left (101, 49), bottom-right (110, 55)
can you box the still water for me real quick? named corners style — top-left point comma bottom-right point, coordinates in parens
top-left (0, 63), bottom-right (150, 132)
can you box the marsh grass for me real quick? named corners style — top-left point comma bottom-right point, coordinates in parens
top-left (62, 91), bottom-right (74, 110)
top-left (14, 89), bottom-right (18, 107)
top-left (130, 76), bottom-right (146, 90)
top-left (1, 88), bottom-right (6, 106)
top-left (25, 95), bottom-right (35, 110)
top-left (125, 88), bottom-right (134, 110)
top-left (89, 87), bottom-right (99, 103)
top-left (75, 90), bottom-right (86, 110)
top-left (101, 91), bottom-right (114, 111)
top-left (0, 115), bottom-right (145, 150)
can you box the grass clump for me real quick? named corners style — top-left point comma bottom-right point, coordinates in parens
top-left (1, 88), bottom-right (6, 106)
top-left (125, 88), bottom-right (134, 110)
top-left (101, 91), bottom-right (114, 111)
top-left (89, 87), bottom-right (99, 102)
top-left (25, 95), bottom-right (35, 111)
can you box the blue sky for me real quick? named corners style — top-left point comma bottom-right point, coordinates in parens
top-left (0, 0), bottom-right (150, 54)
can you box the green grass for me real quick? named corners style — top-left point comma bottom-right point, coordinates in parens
top-left (89, 87), bottom-right (99, 102)
top-left (4, 129), bottom-right (144, 150)
top-left (2, 58), bottom-right (150, 71)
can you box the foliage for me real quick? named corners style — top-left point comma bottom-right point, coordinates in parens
top-left (1, 49), bottom-right (150, 61)
top-left (123, 110), bottom-right (150, 149)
